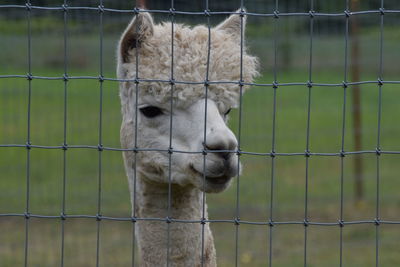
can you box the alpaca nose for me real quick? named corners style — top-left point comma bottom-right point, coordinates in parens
top-left (204, 128), bottom-right (238, 159)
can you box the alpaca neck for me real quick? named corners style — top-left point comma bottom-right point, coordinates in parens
top-left (135, 175), bottom-right (216, 267)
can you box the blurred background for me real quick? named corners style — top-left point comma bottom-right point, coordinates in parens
top-left (1, 0), bottom-right (400, 266)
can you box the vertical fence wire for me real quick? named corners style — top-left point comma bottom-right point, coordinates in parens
top-left (132, 3), bottom-right (141, 267)
top-left (234, 2), bottom-right (246, 266)
top-left (60, 1), bottom-right (69, 267)
top-left (200, 0), bottom-right (212, 265)
top-left (350, 0), bottom-right (363, 203)
top-left (268, 0), bottom-right (280, 265)
top-left (303, 0), bottom-right (315, 265)
top-left (340, 1), bottom-right (351, 266)
top-left (167, 1), bottom-right (176, 265)
top-left (375, 0), bottom-right (385, 266)
top-left (95, 0), bottom-right (104, 265)
top-left (24, 1), bottom-right (32, 266)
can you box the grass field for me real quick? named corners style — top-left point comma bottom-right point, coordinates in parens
top-left (1, 66), bottom-right (400, 266)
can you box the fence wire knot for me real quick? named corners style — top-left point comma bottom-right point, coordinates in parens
top-left (98, 5), bottom-right (104, 13)
top-left (60, 213), bottom-right (67, 220)
top-left (344, 10), bottom-right (351, 18)
top-left (25, 2), bottom-right (31, 11)
top-left (24, 212), bottom-right (30, 219)
top-left (61, 4), bottom-right (68, 12)
top-left (338, 220), bottom-right (344, 227)
top-left (96, 214), bottom-right (102, 221)
top-left (62, 143), bottom-right (68, 150)
top-left (234, 217), bottom-right (240, 225)
top-left (273, 10), bottom-right (279, 19)
top-left (204, 9), bottom-right (210, 17)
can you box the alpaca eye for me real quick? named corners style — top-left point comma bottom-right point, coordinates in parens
top-left (224, 108), bottom-right (232, 117)
top-left (139, 106), bottom-right (163, 118)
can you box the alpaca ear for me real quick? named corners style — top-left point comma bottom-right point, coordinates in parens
top-left (119, 12), bottom-right (154, 63)
top-left (215, 9), bottom-right (246, 39)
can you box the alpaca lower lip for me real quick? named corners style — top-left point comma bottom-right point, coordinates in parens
top-left (206, 176), bottom-right (231, 185)
top-left (190, 165), bottom-right (232, 185)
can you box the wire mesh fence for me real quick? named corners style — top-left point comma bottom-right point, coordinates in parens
top-left (1, 0), bottom-right (400, 266)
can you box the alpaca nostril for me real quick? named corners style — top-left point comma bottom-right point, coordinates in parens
top-left (204, 125), bottom-right (238, 159)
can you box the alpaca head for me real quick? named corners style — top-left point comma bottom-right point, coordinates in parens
top-left (118, 11), bottom-right (258, 193)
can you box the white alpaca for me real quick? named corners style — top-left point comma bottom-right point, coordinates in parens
top-left (117, 11), bottom-right (258, 266)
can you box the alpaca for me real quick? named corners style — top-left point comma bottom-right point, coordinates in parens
top-left (117, 10), bottom-right (258, 266)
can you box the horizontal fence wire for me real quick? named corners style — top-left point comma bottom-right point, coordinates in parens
top-left (1, 75), bottom-right (400, 87)
top-left (1, 213), bottom-right (399, 225)
top-left (1, 145), bottom-right (400, 156)
top-left (1, 1), bottom-right (400, 266)
top-left (1, 4), bottom-right (400, 16)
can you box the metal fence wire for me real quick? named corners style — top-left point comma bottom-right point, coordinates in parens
top-left (1, 0), bottom-right (400, 266)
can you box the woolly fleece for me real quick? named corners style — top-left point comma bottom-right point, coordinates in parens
top-left (118, 14), bottom-right (259, 111)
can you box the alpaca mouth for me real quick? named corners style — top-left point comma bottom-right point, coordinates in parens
top-left (205, 175), bottom-right (231, 185)
top-left (190, 164), bottom-right (232, 187)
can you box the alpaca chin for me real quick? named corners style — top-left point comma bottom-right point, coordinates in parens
top-left (204, 176), bottom-right (234, 193)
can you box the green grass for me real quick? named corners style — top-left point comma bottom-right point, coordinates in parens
top-left (1, 67), bottom-right (400, 266)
